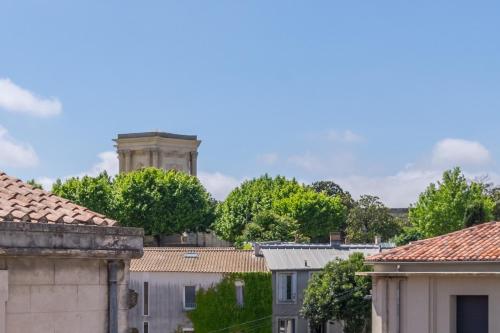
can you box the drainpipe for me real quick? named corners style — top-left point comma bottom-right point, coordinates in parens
top-left (108, 260), bottom-right (120, 333)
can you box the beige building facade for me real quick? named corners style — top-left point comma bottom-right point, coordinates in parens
top-left (368, 263), bottom-right (500, 333)
top-left (0, 172), bottom-right (143, 333)
top-left (115, 132), bottom-right (201, 175)
top-left (365, 222), bottom-right (500, 333)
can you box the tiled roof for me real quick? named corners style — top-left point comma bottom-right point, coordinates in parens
top-left (367, 221), bottom-right (500, 263)
top-left (0, 172), bottom-right (117, 226)
top-left (130, 247), bottom-right (269, 273)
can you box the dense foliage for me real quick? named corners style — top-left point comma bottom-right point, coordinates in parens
top-left (345, 195), bottom-right (402, 243)
top-left (302, 253), bottom-right (372, 333)
top-left (52, 168), bottom-right (215, 235)
top-left (52, 172), bottom-right (114, 216)
top-left (310, 180), bottom-right (354, 209)
top-left (112, 168), bottom-right (215, 235)
top-left (188, 273), bottom-right (272, 333)
top-left (26, 178), bottom-right (43, 190)
top-left (409, 167), bottom-right (494, 238)
top-left (214, 175), bottom-right (347, 243)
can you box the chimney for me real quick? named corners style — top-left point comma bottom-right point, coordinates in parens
top-left (374, 235), bottom-right (382, 245)
top-left (253, 243), bottom-right (262, 257)
top-left (330, 232), bottom-right (342, 247)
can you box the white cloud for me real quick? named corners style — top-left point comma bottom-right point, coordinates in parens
top-left (336, 169), bottom-right (442, 208)
top-left (77, 151), bottom-right (119, 178)
top-left (198, 171), bottom-right (242, 200)
top-left (326, 129), bottom-right (363, 143)
top-left (37, 151), bottom-right (118, 190)
top-left (0, 125), bottom-right (38, 168)
top-left (431, 138), bottom-right (491, 168)
top-left (288, 153), bottom-right (326, 173)
top-left (0, 78), bottom-right (62, 117)
top-left (257, 153), bottom-right (279, 165)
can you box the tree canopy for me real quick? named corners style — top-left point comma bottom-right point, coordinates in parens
top-left (301, 253), bottom-right (372, 333)
top-left (52, 168), bottom-right (215, 235)
top-left (409, 167), bottom-right (494, 238)
top-left (310, 180), bottom-right (354, 209)
top-left (345, 195), bottom-right (402, 243)
top-left (52, 172), bottom-right (114, 216)
top-left (214, 175), bottom-right (347, 243)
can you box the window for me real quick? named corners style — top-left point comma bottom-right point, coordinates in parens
top-left (143, 322), bottom-right (149, 333)
top-left (277, 272), bottom-right (297, 303)
top-left (143, 281), bottom-right (149, 316)
top-left (456, 295), bottom-right (488, 333)
top-left (235, 280), bottom-right (245, 307)
top-left (184, 285), bottom-right (196, 310)
top-left (308, 321), bottom-right (326, 333)
top-left (278, 318), bottom-right (295, 333)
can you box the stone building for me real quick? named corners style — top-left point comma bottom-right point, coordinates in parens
top-left (128, 247), bottom-right (268, 333)
top-left (258, 235), bottom-right (385, 333)
top-left (115, 132), bottom-right (201, 175)
top-left (364, 221), bottom-right (500, 333)
top-left (0, 172), bottom-right (143, 333)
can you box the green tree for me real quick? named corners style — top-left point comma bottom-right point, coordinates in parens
top-left (392, 226), bottom-right (423, 246)
top-left (26, 179), bottom-right (43, 190)
top-left (310, 180), bottom-right (354, 209)
top-left (52, 172), bottom-right (114, 215)
top-left (52, 168), bottom-right (215, 236)
top-left (345, 195), bottom-right (402, 243)
top-left (409, 167), bottom-right (494, 238)
top-left (273, 190), bottom-right (347, 242)
top-left (113, 168), bottom-right (215, 235)
top-left (240, 211), bottom-right (308, 243)
top-left (214, 175), bottom-right (304, 242)
top-left (302, 253), bottom-right (372, 333)
top-left (214, 175), bottom-right (347, 243)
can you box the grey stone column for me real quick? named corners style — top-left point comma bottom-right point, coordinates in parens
top-left (0, 270), bottom-right (8, 333)
top-left (190, 151), bottom-right (198, 176)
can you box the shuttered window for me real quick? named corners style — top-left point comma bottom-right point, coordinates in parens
top-left (277, 272), bottom-right (297, 303)
top-left (143, 282), bottom-right (149, 316)
top-left (184, 286), bottom-right (196, 310)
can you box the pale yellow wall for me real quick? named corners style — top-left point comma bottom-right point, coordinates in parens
top-left (371, 264), bottom-right (500, 333)
top-left (116, 135), bottom-right (200, 176)
top-left (0, 257), bottom-right (130, 333)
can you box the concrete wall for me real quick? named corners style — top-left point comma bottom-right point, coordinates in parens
top-left (371, 263), bottom-right (500, 333)
top-left (0, 256), bottom-right (129, 333)
top-left (271, 270), bottom-right (342, 333)
top-left (129, 271), bottom-right (222, 333)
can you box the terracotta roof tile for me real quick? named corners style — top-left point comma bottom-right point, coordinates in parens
top-left (367, 221), bottom-right (500, 263)
top-left (0, 171), bottom-right (117, 226)
top-left (131, 247), bottom-right (269, 273)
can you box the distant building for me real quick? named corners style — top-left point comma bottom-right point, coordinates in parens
top-left (258, 234), bottom-right (387, 333)
top-left (0, 172), bottom-right (143, 333)
top-left (115, 131), bottom-right (201, 175)
top-left (364, 221), bottom-right (500, 333)
top-left (128, 247), bottom-right (268, 332)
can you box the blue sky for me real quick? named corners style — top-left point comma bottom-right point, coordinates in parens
top-left (1, 1), bottom-right (500, 206)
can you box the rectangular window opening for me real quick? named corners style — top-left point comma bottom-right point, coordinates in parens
top-left (143, 281), bottom-right (149, 316)
top-left (278, 318), bottom-right (296, 333)
top-left (456, 295), bottom-right (488, 333)
top-left (143, 322), bottom-right (149, 333)
top-left (277, 272), bottom-right (296, 303)
top-left (184, 285), bottom-right (197, 310)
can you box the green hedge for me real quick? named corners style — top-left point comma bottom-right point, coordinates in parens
top-left (188, 272), bottom-right (272, 333)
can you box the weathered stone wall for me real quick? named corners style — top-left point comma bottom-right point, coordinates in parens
top-left (0, 257), bottom-right (130, 333)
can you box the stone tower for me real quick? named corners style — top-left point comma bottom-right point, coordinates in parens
top-left (114, 132), bottom-right (201, 175)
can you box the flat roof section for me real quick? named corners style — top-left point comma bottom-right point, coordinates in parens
top-left (117, 132), bottom-right (198, 141)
